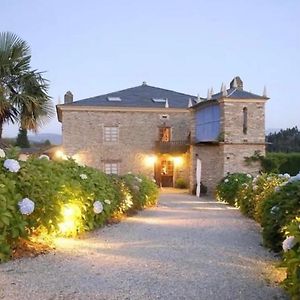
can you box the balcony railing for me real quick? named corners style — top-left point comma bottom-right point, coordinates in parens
top-left (154, 140), bottom-right (190, 154)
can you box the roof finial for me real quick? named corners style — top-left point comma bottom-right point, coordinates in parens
top-left (232, 77), bottom-right (238, 88)
top-left (210, 87), bottom-right (214, 96)
top-left (197, 94), bottom-right (201, 103)
top-left (222, 83), bottom-right (228, 97)
top-left (188, 98), bottom-right (193, 108)
top-left (220, 82), bottom-right (224, 92)
top-left (207, 89), bottom-right (211, 100)
top-left (263, 85), bottom-right (267, 97)
top-left (165, 98), bottom-right (169, 108)
top-left (142, 81), bottom-right (147, 86)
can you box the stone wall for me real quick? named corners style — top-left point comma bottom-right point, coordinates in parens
top-left (220, 101), bottom-right (266, 144)
top-left (61, 109), bottom-right (191, 180)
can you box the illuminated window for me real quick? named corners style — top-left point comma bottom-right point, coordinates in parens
top-left (159, 127), bottom-right (171, 142)
top-left (243, 107), bottom-right (248, 134)
top-left (104, 163), bottom-right (118, 175)
top-left (104, 126), bottom-right (119, 142)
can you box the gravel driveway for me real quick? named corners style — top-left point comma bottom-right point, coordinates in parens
top-left (0, 191), bottom-right (287, 300)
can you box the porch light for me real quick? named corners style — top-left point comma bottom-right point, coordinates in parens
top-left (145, 155), bottom-right (157, 166)
top-left (173, 156), bottom-right (183, 166)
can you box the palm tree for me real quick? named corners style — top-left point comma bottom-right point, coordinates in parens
top-left (0, 32), bottom-right (53, 139)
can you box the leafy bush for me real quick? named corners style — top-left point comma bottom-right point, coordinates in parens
top-left (0, 150), bottom-right (158, 262)
top-left (238, 174), bottom-right (286, 223)
top-left (281, 218), bottom-right (300, 299)
top-left (216, 173), bottom-right (252, 206)
top-left (175, 178), bottom-right (188, 189)
top-left (261, 181), bottom-right (300, 252)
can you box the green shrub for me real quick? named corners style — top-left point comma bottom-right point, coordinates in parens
top-left (0, 150), bottom-right (159, 262)
top-left (216, 173), bottom-right (252, 206)
top-left (175, 178), bottom-right (188, 189)
top-left (281, 218), bottom-right (300, 299)
top-left (261, 181), bottom-right (300, 252)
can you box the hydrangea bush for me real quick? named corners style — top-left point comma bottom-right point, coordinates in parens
top-left (0, 149), bottom-right (158, 262)
top-left (216, 173), bottom-right (252, 206)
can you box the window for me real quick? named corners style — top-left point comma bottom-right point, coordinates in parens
top-left (107, 97), bottom-right (121, 101)
top-left (159, 114), bottom-right (169, 120)
top-left (104, 163), bottom-right (118, 175)
top-left (152, 98), bottom-right (166, 103)
top-left (104, 126), bottom-right (119, 142)
top-left (243, 107), bottom-right (248, 134)
top-left (159, 127), bottom-right (171, 142)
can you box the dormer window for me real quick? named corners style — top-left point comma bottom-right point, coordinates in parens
top-left (152, 98), bottom-right (166, 103)
top-left (243, 107), bottom-right (248, 134)
top-left (107, 97), bottom-right (121, 101)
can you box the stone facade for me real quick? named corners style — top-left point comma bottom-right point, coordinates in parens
top-left (61, 108), bottom-right (191, 183)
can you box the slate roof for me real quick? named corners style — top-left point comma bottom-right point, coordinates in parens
top-left (211, 88), bottom-right (267, 100)
top-left (64, 84), bottom-right (198, 109)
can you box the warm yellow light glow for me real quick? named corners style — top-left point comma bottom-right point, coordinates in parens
top-left (55, 150), bottom-right (64, 159)
top-left (145, 155), bottom-right (157, 167)
top-left (58, 204), bottom-right (82, 236)
top-left (173, 156), bottom-right (183, 166)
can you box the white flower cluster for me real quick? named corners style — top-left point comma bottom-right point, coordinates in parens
top-left (270, 205), bottom-right (279, 215)
top-left (224, 178), bottom-right (229, 183)
top-left (104, 199), bottom-right (111, 205)
top-left (246, 174), bottom-right (252, 178)
top-left (288, 172), bottom-right (300, 183)
top-left (18, 198), bottom-right (35, 215)
top-left (279, 173), bottom-right (291, 180)
top-left (4, 159), bottom-right (20, 172)
top-left (0, 148), bottom-right (5, 158)
top-left (79, 174), bottom-right (88, 180)
top-left (93, 201), bottom-right (103, 214)
top-left (18, 154), bottom-right (28, 161)
top-left (39, 154), bottom-right (50, 160)
top-left (282, 236), bottom-right (297, 252)
top-left (135, 176), bottom-right (142, 183)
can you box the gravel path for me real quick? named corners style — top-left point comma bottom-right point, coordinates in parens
top-left (0, 192), bottom-right (287, 300)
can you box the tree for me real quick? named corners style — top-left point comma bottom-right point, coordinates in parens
top-left (266, 127), bottom-right (300, 152)
top-left (15, 128), bottom-right (30, 148)
top-left (0, 32), bottom-right (53, 139)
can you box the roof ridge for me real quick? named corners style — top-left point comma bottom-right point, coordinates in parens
top-left (142, 84), bottom-right (196, 98)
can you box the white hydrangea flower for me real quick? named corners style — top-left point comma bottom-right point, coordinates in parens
top-left (274, 186), bottom-right (281, 193)
top-left (135, 176), bottom-right (142, 183)
top-left (253, 185), bottom-right (258, 191)
top-left (18, 154), bottom-right (28, 161)
top-left (0, 148), bottom-right (5, 158)
top-left (288, 174), bottom-right (299, 183)
top-left (283, 173), bottom-right (290, 179)
top-left (152, 178), bottom-right (156, 183)
top-left (270, 205), bottom-right (279, 214)
top-left (282, 236), bottom-right (297, 252)
top-left (79, 174), bottom-right (88, 180)
top-left (4, 159), bottom-right (20, 172)
top-left (18, 198), bottom-right (35, 215)
top-left (104, 199), bottom-right (111, 205)
top-left (224, 178), bottom-right (229, 183)
top-left (246, 174), bottom-right (252, 178)
top-left (93, 201), bottom-right (103, 214)
top-left (133, 185), bottom-right (140, 191)
top-left (39, 154), bottom-right (50, 160)
top-left (235, 178), bottom-right (238, 182)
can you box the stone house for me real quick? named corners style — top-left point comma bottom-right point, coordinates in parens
top-left (56, 76), bottom-right (268, 193)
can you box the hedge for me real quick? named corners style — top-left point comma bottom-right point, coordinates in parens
top-left (0, 149), bottom-right (158, 262)
top-left (216, 171), bottom-right (300, 298)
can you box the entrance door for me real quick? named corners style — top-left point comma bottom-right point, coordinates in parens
top-left (155, 157), bottom-right (174, 187)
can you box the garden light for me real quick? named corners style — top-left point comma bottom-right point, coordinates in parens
top-left (58, 204), bottom-right (82, 236)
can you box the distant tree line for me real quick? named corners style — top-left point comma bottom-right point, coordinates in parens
top-left (266, 126), bottom-right (300, 152)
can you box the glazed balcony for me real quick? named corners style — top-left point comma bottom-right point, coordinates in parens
top-left (154, 140), bottom-right (190, 154)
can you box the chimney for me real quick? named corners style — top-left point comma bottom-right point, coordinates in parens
top-left (230, 76), bottom-right (243, 90)
top-left (64, 91), bottom-right (73, 104)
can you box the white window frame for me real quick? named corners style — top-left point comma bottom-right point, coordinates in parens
top-left (104, 126), bottom-right (119, 142)
top-left (104, 162), bottom-right (119, 175)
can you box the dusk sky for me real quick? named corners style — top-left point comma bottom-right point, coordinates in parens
top-left (1, 0), bottom-right (299, 137)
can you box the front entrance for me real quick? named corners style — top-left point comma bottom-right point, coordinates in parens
top-left (155, 156), bottom-right (174, 187)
